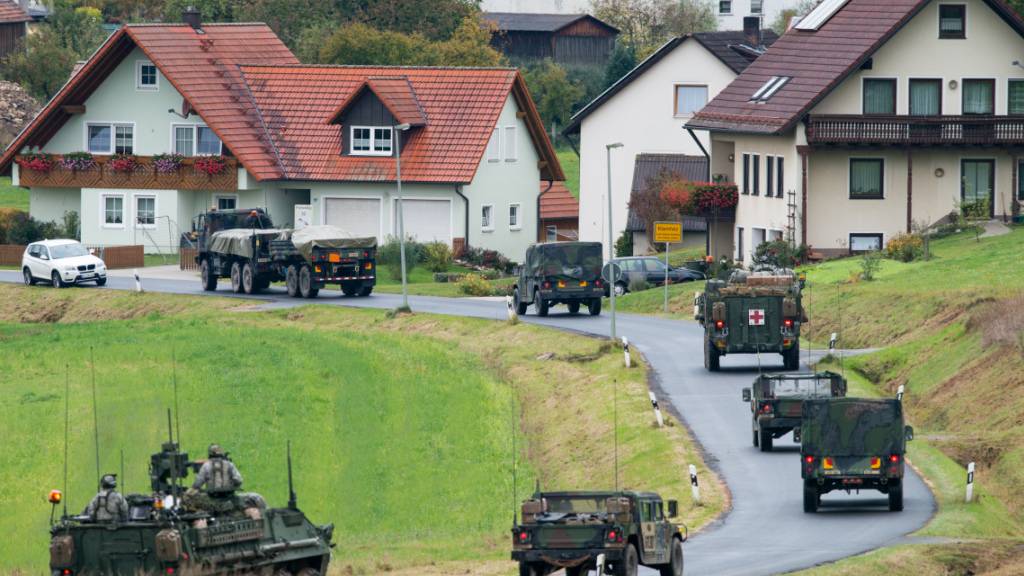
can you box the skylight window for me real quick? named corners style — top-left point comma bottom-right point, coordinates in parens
top-left (794, 0), bottom-right (850, 30)
top-left (750, 76), bottom-right (791, 102)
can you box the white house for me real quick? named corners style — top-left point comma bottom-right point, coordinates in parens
top-left (564, 22), bottom-right (777, 258)
top-left (1, 13), bottom-right (562, 260)
top-left (716, 0), bottom-right (804, 31)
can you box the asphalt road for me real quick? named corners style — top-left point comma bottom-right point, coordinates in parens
top-left (0, 272), bottom-right (935, 575)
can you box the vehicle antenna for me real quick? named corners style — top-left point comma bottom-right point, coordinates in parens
top-left (806, 274), bottom-right (812, 367)
top-left (167, 408), bottom-right (180, 509)
top-left (120, 448), bottom-right (125, 494)
top-left (89, 346), bottom-right (101, 489)
top-left (172, 346), bottom-right (181, 448)
top-left (287, 440), bottom-right (297, 510)
top-left (63, 363), bottom-right (70, 519)
top-left (614, 377), bottom-right (619, 492)
top-left (510, 380), bottom-right (518, 527)
top-left (836, 284), bottom-right (845, 378)
top-left (755, 342), bottom-right (763, 378)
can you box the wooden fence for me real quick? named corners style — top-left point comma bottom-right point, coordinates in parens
top-left (179, 247), bottom-right (199, 271)
top-left (0, 244), bottom-right (143, 269)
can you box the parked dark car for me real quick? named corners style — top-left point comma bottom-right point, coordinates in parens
top-left (607, 256), bottom-right (704, 296)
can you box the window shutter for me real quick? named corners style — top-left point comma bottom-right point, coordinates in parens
top-left (504, 126), bottom-right (517, 161)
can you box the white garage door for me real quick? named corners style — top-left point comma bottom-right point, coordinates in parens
top-left (324, 198), bottom-right (381, 240)
top-left (396, 199), bottom-right (451, 244)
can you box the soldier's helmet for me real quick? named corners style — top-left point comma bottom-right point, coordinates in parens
top-left (208, 444), bottom-right (226, 458)
top-left (100, 474), bottom-right (117, 489)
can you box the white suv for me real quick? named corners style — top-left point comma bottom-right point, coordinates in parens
top-left (22, 239), bottom-right (107, 288)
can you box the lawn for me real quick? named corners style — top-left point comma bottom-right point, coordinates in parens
top-left (372, 263), bottom-right (516, 297)
top-left (0, 285), bottom-right (723, 575)
top-left (556, 147), bottom-right (580, 198)
top-left (0, 176), bottom-right (28, 211)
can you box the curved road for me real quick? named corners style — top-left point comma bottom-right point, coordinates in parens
top-left (0, 272), bottom-right (935, 575)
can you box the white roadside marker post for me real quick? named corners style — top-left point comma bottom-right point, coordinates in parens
top-left (622, 336), bottom-right (631, 368)
top-left (689, 464), bottom-right (701, 505)
top-left (505, 295), bottom-right (517, 323)
top-left (829, 332), bottom-right (838, 350)
top-left (966, 462), bottom-right (975, 503)
top-left (648, 391), bottom-right (664, 428)
top-left (897, 384), bottom-right (905, 402)
top-left (596, 553), bottom-right (606, 575)
top-left (133, 268), bottom-right (143, 293)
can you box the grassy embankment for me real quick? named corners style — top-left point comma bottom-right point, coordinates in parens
top-left (555, 147), bottom-right (579, 199)
top-left (0, 176), bottom-right (28, 211)
top-left (0, 285), bottom-right (723, 575)
top-left (372, 264), bottom-right (516, 298)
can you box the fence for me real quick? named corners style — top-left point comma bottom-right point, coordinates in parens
top-left (0, 244), bottom-right (143, 269)
top-left (180, 247), bottom-right (199, 271)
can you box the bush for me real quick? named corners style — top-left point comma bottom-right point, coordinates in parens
top-left (423, 241), bottom-right (453, 272)
top-left (859, 250), bottom-right (882, 281)
top-left (378, 237), bottom-right (417, 281)
top-left (0, 210), bottom-right (64, 245)
top-left (615, 230), bottom-right (633, 257)
top-left (460, 246), bottom-right (513, 273)
top-left (752, 239), bottom-right (800, 269)
top-left (885, 233), bottom-right (924, 262)
top-left (627, 272), bottom-right (650, 293)
top-left (458, 273), bottom-right (493, 296)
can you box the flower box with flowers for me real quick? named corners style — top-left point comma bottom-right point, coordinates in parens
top-left (59, 152), bottom-right (97, 172)
top-left (15, 152), bottom-right (55, 173)
top-left (153, 153), bottom-right (184, 174)
top-left (194, 156), bottom-right (228, 176)
top-left (108, 154), bottom-right (141, 174)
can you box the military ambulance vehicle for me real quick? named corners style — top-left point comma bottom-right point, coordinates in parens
top-left (513, 242), bottom-right (605, 316)
top-left (695, 269), bottom-right (805, 371)
top-left (48, 441), bottom-right (333, 576)
top-left (512, 490), bottom-right (686, 576)
top-left (742, 371), bottom-right (847, 451)
top-left (800, 398), bottom-right (914, 513)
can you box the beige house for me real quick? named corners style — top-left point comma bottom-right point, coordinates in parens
top-left (688, 0), bottom-right (1024, 262)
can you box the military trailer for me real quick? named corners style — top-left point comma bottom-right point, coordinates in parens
top-left (800, 398), bottom-right (914, 513)
top-left (694, 270), bottom-right (806, 371)
top-left (511, 490), bottom-right (686, 576)
top-left (513, 242), bottom-right (605, 317)
top-left (48, 441), bottom-right (334, 576)
top-left (742, 371), bottom-right (847, 452)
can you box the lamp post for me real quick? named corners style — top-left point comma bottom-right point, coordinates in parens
top-left (606, 142), bottom-right (623, 340)
top-left (394, 123), bottom-right (412, 311)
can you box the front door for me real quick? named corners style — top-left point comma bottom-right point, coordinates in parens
top-left (639, 499), bottom-right (663, 562)
top-left (961, 159), bottom-right (995, 218)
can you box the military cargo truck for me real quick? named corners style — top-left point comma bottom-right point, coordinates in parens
top-left (694, 270), bottom-right (805, 371)
top-left (513, 242), bottom-right (605, 317)
top-left (800, 398), bottom-right (914, 513)
top-left (48, 441), bottom-right (333, 575)
top-left (742, 371), bottom-right (847, 452)
top-left (511, 490), bottom-right (685, 576)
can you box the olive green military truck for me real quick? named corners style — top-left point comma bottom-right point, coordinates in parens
top-left (742, 371), bottom-right (847, 452)
top-left (511, 490), bottom-right (686, 576)
top-left (694, 270), bottom-right (806, 371)
top-left (48, 441), bottom-right (333, 576)
top-left (513, 242), bottom-right (605, 316)
top-left (800, 398), bottom-right (914, 513)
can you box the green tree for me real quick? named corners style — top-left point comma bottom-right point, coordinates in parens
top-left (594, 0), bottom-right (717, 55)
top-left (237, 0), bottom-right (335, 48)
top-left (314, 16), bottom-right (501, 67)
top-left (522, 60), bottom-right (585, 136)
top-left (162, 0), bottom-right (239, 23)
top-left (603, 43), bottom-right (637, 89)
top-left (333, 0), bottom-right (480, 41)
top-left (435, 15), bottom-right (504, 67)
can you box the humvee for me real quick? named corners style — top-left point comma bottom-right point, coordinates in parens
top-left (511, 490), bottom-right (686, 576)
top-left (694, 269), bottom-right (805, 371)
top-left (742, 371), bottom-right (847, 452)
top-left (513, 242), bottom-right (605, 316)
top-left (800, 398), bottom-right (914, 513)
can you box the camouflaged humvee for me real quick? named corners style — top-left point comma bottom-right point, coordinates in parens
top-left (511, 491), bottom-right (686, 576)
top-left (742, 371), bottom-right (847, 452)
top-left (800, 398), bottom-right (914, 513)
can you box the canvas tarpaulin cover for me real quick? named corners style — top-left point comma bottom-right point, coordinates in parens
top-left (529, 242), bottom-right (603, 279)
top-left (802, 399), bottom-right (903, 457)
top-left (209, 229), bottom-right (286, 259)
top-left (278, 225), bottom-right (377, 261)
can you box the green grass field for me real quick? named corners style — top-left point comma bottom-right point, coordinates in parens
top-left (556, 147), bottom-right (580, 199)
top-left (0, 176), bottom-right (28, 211)
top-left (0, 286), bottom-right (723, 575)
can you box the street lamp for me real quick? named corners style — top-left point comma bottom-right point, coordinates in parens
top-left (606, 142), bottom-right (623, 340)
top-left (394, 122), bottom-right (412, 311)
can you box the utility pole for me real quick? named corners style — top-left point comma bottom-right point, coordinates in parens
top-left (394, 123), bottom-right (412, 311)
top-left (606, 142), bottom-right (623, 340)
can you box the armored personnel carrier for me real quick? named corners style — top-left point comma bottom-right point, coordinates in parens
top-left (47, 441), bottom-right (333, 575)
top-left (511, 490), bottom-right (685, 576)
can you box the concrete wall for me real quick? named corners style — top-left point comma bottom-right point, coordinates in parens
top-left (578, 38), bottom-right (736, 257)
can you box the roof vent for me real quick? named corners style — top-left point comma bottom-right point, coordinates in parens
top-left (182, 6), bottom-right (202, 31)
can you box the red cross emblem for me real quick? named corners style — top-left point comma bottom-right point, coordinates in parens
top-left (748, 309), bottom-right (765, 326)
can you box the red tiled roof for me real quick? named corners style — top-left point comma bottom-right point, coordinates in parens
top-left (0, 1), bottom-right (31, 24)
top-left (327, 76), bottom-right (428, 127)
top-left (540, 181), bottom-right (578, 219)
top-left (241, 65), bottom-right (563, 183)
top-left (688, 0), bottom-right (1024, 134)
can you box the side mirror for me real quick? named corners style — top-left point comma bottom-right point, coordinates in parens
top-left (40, 254), bottom-right (49, 260)
top-left (905, 426), bottom-right (914, 441)
top-left (742, 388), bottom-right (751, 402)
top-left (667, 500), bottom-right (678, 518)
top-left (88, 248), bottom-right (96, 255)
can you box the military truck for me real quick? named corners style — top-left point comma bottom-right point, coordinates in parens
top-left (511, 490), bottom-right (686, 576)
top-left (800, 398), bottom-right (914, 513)
top-left (513, 242), bottom-right (605, 317)
top-left (742, 371), bottom-right (847, 452)
top-left (48, 441), bottom-right (334, 576)
top-left (694, 269), bottom-right (806, 371)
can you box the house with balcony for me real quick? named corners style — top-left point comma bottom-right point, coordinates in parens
top-left (1, 12), bottom-right (562, 258)
top-left (688, 0), bottom-right (1024, 262)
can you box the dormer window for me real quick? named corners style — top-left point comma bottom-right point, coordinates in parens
top-left (351, 126), bottom-right (393, 156)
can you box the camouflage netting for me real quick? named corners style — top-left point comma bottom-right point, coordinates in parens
top-left (527, 242), bottom-right (603, 278)
top-left (209, 229), bottom-right (286, 258)
top-left (278, 225), bottom-right (376, 261)
top-left (803, 399), bottom-right (904, 457)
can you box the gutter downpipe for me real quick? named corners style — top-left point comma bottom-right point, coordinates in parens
top-left (538, 180), bottom-right (554, 242)
top-left (455, 184), bottom-right (469, 253)
top-left (686, 127), bottom-right (713, 258)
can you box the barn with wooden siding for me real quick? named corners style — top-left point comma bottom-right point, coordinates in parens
top-left (483, 12), bottom-right (619, 66)
top-left (0, 1), bottom-right (30, 60)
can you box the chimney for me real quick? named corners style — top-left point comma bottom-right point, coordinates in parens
top-left (182, 6), bottom-right (202, 31)
top-left (743, 16), bottom-right (762, 47)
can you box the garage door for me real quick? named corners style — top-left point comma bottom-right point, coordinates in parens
top-left (396, 199), bottom-right (451, 244)
top-left (324, 198), bottom-right (381, 240)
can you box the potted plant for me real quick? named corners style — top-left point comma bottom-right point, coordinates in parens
top-left (153, 153), bottom-right (184, 174)
top-left (59, 152), bottom-right (97, 172)
top-left (14, 151), bottom-right (55, 173)
top-left (108, 153), bottom-right (140, 173)
top-left (194, 155), bottom-right (227, 176)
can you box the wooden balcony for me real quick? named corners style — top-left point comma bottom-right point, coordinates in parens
top-left (15, 155), bottom-right (238, 191)
top-left (805, 115), bottom-right (1024, 147)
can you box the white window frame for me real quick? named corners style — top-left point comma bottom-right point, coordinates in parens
top-left (509, 203), bottom-right (522, 230)
top-left (487, 127), bottom-right (501, 162)
top-left (481, 204), bottom-right (494, 231)
top-left (719, 0), bottom-right (732, 14)
top-left (169, 123), bottom-right (222, 156)
top-left (751, 0), bottom-right (763, 14)
top-left (85, 122), bottom-right (135, 155)
top-left (214, 194), bottom-right (239, 211)
top-left (674, 84), bottom-right (709, 117)
top-left (133, 194), bottom-right (157, 229)
top-left (135, 59), bottom-right (159, 91)
top-left (350, 125), bottom-right (393, 157)
top-left (503, 126), bottom-right (517, 162)
top-left (101, 193), bottom-right (126, 229)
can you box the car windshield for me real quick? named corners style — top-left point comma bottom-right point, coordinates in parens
top-left (49, 243), bottom-right (90, 259)
top-left (770, 377), bottom-right (834, 398)
top-left (545, 496), bottom-right (608, 514)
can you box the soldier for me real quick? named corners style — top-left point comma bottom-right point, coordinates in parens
top-left (83, 474), bottom-right (128, 522)
top-left (192, 444), bottom-right (243, 494)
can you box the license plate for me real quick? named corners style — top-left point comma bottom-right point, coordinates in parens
top-left (81, 272), bottom-right (95, 278)
top-left (841, 478), bottom-right (863, 485)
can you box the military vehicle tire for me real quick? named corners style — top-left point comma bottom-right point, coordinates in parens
top-left (783, 344), bottom-right (800, 370)
top-left (803, 484), bottom-right (819, 513)
top-left (359, 286), bottom-right (373, 297)
top-left (753, 428), bottom-right (759, 447)
top-left (299, 265), bottom-right (318, 298)
top-left (568, 302), bottom-right (581, 315)
top-left (230, 262), bottom-right (243, 293)
top-left (614, 543), bottom-right (639, 576)
top-left (759, 429), bottom-right (773, 451)
top-left (588, 298), bottom-right (602, 316)
top-left (535, 290), bottom-right (549, 316)
top-left (704, 340), bottom-right (720, 371)
top-left (286, 265), bottom-right (300, 297)
top-left (241, 262), bottom-right (257, 294)
top-left (659, 538), bottom-right (684, 576)
top-left (200, 260), bottom-right (217, 291)
top-left (518, 561), bottom-right (542, 576)
top-left (888, 486), bottom-right (904, 512)
top-left (341, 283), bottom-right (358, 297)
top-left (514, 288), bottom-right (529, 315)
top-left (566, 567), bottom-right (586, 576)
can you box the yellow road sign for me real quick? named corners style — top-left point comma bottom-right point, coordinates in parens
top-left (653, 221), bottom-right (682, 243)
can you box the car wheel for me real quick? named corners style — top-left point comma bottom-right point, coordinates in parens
top-left (518, 562), bottom-right (542, 576)
top-left (705, 339), bottom-right (720, 372)
top-left (51, 271), bottom-right (65, 289)
top-left (588, 298), bottom-right (602, 316)
top-left (535, 290), bottom-right (548, 316)
top-left (889, 485), bottom-right (904, 512)
top-left (614, 282), bottom-right (627, 296)
top-left (241, 262), bottom-right (257, 294)
top-left (803, 483), bottom-right (819, 513)
top-left (359, 286), bottom-right (373, 297)
top-left (659, 538), bottom-right (684, 576)
top-left (200, 260), bottom-right (217, 291)
top-left (753, 427), bottom-right (759, 447)
top-left (341, 283), bottom-right (358, 297)
top-left (22, 267), bottom-right (34, 286)
top-left (230, 262), bottom-right (243, 293)
top-left (299, 265), bottom-right (318, 298)
top-left (514, 288), bottom-right (528, 315)
top-left (95, 277), bottom-right (106, 287)
top-left (613, 542), bottom-right (639, 576)
top-left (567, 302), bottom-right (581, 315)
top-left (759, 429), bottom-right (773, 452)
top-left (286, 265), bottom-right (299, 297)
